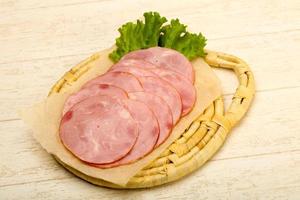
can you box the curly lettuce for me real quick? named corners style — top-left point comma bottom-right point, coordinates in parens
top-left (159, 19), bottom-right (206, 59)
top-left (109, 12), bottom-right (167, 62)
top-left (109, 12), bottom-right (207, 62)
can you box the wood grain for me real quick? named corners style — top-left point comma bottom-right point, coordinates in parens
top-left (1, 151), bottom-right (299, 199)
top-left (1, 0), bottom-right (300, 64)
top-left (1, 0), bottom-right (300, 198)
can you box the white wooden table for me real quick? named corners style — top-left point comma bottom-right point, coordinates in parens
top-left (1, 0), bottom-right (300, 199)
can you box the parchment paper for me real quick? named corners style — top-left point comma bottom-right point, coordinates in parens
top-left (20, 47), bottom-right (222, 186)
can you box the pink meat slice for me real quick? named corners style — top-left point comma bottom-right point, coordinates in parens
top-left (110, 60), bottom-right (157, 77)
top-left (92, 99), bottom-right (159, 168)
top-left (139, 76), bottom-right (182, 124)
top-left (82, 71), bottom-right (143, 93)
top-left (111, 58), bottom-right (157, 71)
top-left (121, 47), bottom-right (195, 83)
top-left (129, 92), bottom-right (173, 146)
top-left (63, 84), bottom-right (128, 115)
top-left (150, 68), bottom-right (196, 116)
top-left (59, 95), bottom-right (139, 164)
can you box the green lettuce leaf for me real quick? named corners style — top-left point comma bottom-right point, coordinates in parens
top-left (109, 12), bottom-right (167, 62)
top-left (109, 12), bottom-right (207, 62)
top-left (159, 19), bottom-right (207, 60)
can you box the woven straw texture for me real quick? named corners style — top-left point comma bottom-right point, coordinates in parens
top-left (49, 49), bottom-right (255, 189)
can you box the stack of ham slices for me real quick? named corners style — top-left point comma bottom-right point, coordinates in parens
top-left (59, 47), bottom-right (197, 168)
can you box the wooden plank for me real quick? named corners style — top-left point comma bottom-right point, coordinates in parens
top-left (0, 0), bottom-right (104, 12)
top-left (0, 54), bottom-right (88, 121)
top-left (1, 0), bottom-right (300, 14)
top-left (1, 150), bottom-right (299, 199)
top-left (209, 30), bottom-right (300, 93)
top-left (1, 30), bottom-right (299, 120)
top-left (1, 0), bottom-right (299, 64)
top-left (1, 88), bottom-right (299, 188)
top-left (0, 119), bottom-right (71, 187)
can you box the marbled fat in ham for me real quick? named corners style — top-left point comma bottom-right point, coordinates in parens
top-left (59, 95), bottom-right (138, 164)
top-left (63, 84), bottom-right (128, 115)
top-left (83, 71), bottom-right (143, 93)
top-left (91, 99), bottom-right (159, 168)
top-left (122, 47), bottom-right (195, 83)
top-left (150, 68), bottom-right (196, 116)
top-left (139, 76), bottom-right (182, 124)
top-left (129, 91), bottom-right (173, 146)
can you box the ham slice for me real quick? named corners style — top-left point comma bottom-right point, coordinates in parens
top-left (91, 99), bottom-right (159, 168)
top-left (111, 58), bottom-right (157, 71)
top-left (129, 92), bottom-right (173, 146)
top-left (122, 47), bottom-right (195, 83)
top-left (83, 71), bottom-right (143, 93)
top-left (138, 76), bottom-right (182, 124)
top-left (59, 95), bottom-right (138, 164)
top-left (150, 68), bottom-right (196, 116)
top-left (63, 84), bottom-right (128, 115)
top-left (110, 60), bottom-right (157, 77)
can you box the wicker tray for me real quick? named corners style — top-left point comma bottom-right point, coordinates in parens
top-left (49, 50), bottom-right (255, 189)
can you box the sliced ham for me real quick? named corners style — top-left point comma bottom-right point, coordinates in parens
top-left (129, 92), bottom-right (173, 146)
top-left (92, 99), bottom-right (159, 168)
top-left (110, 60), bottom-right (157, 77)
top-left (83, 71), bottom-right (143, 93)
top-left (111, 58), bottom-right (157, 71)
top-left (63, 84), bottom-right (128, 115)
top-left (121, 47), bottom-right (195, 83)
top-left (110, 58), bottom-right (195, 116)
top-left (150, 68), bottom-right (196, 116)
top-left (138, 76), bottom-right (182, 124)
top-left (59, 47), bottom-right (197, 169)
top-left (59, 95), bottom-right (138, 164)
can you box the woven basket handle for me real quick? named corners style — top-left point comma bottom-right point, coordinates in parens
top-left (204, 50), bottom-right (255, 131)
